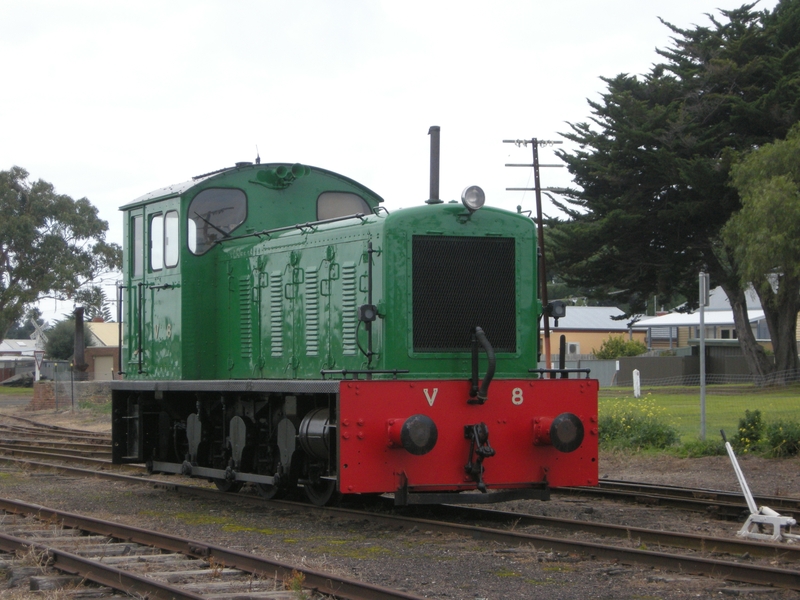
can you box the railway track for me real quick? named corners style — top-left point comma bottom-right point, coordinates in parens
top-left (3, 451), bottom-right (800, 592)
top-left (558, 479), bottom-right (800, 520)
top-left (0, 438), bottom-right (112, 459)
top-left (3, 419), bottom-right (800, 592)
top-left (0, 497), bottom-right (425, 599)
top-left (4, 420), bottom-right (797, 520)
top-left (0, 414), bottom-right (110, 443)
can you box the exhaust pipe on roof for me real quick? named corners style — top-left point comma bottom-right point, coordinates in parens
top-left (426, 126), bottom-right (442, 205)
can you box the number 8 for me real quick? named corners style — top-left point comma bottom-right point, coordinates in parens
top-left (512, 388), bottom-right (524, 405)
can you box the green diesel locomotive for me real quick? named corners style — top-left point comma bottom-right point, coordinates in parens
top-left (111, 131), bottom-right (598, 505)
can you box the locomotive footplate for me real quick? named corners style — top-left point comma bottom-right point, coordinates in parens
top-left (149, 460), bottom-right (278, 486)
top-left (394, 480), bottom-right (550, 506)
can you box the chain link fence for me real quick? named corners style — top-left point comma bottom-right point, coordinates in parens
top-left (615, 369), bottom-right (800, 392)
top-left (44, 361), bottom-right (76, 410)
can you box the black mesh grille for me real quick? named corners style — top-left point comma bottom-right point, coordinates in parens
top-left (412, 236), bottom-right (516, 352)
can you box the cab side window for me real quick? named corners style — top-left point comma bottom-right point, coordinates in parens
top-left (150, 213), bottom-right (164, 271)
top-left (150, 210), bottom-right (180, 272)
top-left (188, 188), bottom-right (247, 255)
top-left (165, 211), bottom-right (179, 268)
top-left (132, 215), bottom-right (143, 278)
top-left (317, 192), bottom-right (371, 220)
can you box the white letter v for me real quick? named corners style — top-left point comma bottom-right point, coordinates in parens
top-left (423, 388), bottom-right (438, 407)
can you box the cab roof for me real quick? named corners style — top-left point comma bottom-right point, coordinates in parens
top-left (120, 162), bottom-right (384, 211)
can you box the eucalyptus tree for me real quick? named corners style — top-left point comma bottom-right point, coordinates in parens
top-left (724, 124), bottom-right (800, 374)
top-left (0, 167), bottom-right (121, 338)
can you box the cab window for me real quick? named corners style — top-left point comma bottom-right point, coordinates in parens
top-left (164, 211), bottom-right (179, 268)
top-left (317, 192), bottom-right (370, 220)
top-left (132, 215), bottom-right (143, 278)
top-left (150, 213), bottom-right (164, 271)
top-left (188, 188), bottom-right (247, 255)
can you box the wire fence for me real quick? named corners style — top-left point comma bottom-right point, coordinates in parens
top-left (615, 369), bottom-right (800, 392)
top-left (47, 361), bottom-right (78, 411)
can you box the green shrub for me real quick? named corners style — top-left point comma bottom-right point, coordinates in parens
top-left (673, 438), bottom-right (727, 458)
top-left (593, 336), bottom-right (648, 359)
top-left (764, 419), bottom-right (800, 457)
top-left (599, 395), bottom-right (679, 450)
top-left (734, 409), bottom-right (764, 454)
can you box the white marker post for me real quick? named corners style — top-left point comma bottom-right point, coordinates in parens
top-left (33, 350), bottom-right (44, 382)
top-left (633, 369), bottom-right (641, 399)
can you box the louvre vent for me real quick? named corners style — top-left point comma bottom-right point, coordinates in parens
top-left (239, 275), bottom-right (252, 359)
top-left (305, 269), bottom-right (319, 356)
top-left (342, 262), bottom-right (357, 355)
top-left (270, 272), bottom-right (283, 357)
top-left (412, 236), bottom-right (516, 353)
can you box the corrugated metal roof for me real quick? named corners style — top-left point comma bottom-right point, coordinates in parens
top-left (0, 339), bottom-right (37, 355)
top-left (550, 306), bottom-right (630, 331)
top-left (634, 310), bottom-right (764, 329)
top-left (706, 285), bottom-right (763, 310)
top-left (671, 285), bottom-right (763, 312)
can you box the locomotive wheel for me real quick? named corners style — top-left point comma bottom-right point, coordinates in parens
top-left (214, 479), bottom-right (244, 493)
top-left (255, 482), bottom-right (286, 500)
top-left (303, 479), bottom-right (337, 506)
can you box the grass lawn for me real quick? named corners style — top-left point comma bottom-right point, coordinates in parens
top-left (600, 385), bottom-right (800, 443)
top-left (0, 386), bottom-right (33, 396)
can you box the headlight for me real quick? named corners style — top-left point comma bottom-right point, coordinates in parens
top-left (461, 185), bottom-right (485, 212)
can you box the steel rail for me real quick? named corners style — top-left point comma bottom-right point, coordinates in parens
top-left (0, 415), bottom-right (111, 439)
top-left (0, 437), bottom-right (113, 453)
top-left (0, 441), bottom-right (111, 459)
top-left (0, 424), bottom-right (110, 443)
top-left (0, 455), bottom-right (150, 481)
top-left (4, 453), bottom-right (800, 589)
top-left (0, 447), bottom-right (136, 470)
top-left (0, 498), bottom-right (425, 600)
top-left (421, 504), bottom-right (800, 561)
top-left (557, 483), bottom-right (799, 520)
top-left (309, 506), bottom-right (800, 590)
top-left (590, 479), bottom-right (800, 517)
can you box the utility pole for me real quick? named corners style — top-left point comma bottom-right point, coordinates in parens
top-left (699, 271), bottom-right (710, 440)
top-left (503, 138), bottom-right (563, 372)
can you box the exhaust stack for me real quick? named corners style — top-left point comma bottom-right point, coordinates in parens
top-left (426, 126), bottom-right (442, 204)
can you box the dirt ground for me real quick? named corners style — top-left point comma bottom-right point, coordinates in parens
top-left (600, 449), bottom-right (800, 498)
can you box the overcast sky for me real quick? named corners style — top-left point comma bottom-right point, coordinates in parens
top-left (0, 0), bottom-right (778, 324)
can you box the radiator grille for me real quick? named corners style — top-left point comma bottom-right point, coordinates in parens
top-left (412, 236), bottom-right (516, 353)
